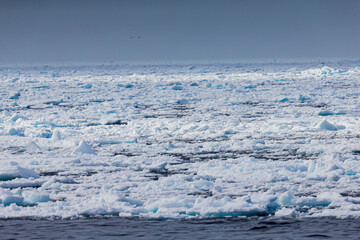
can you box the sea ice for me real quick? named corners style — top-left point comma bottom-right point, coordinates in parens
top-left (0, 60), bottom-right (359, 219)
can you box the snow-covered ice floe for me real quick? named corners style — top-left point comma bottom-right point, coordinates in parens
top-left (1, 60), bottom-right (360, 219)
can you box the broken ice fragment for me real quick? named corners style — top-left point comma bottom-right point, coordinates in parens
top-left (318, 120), bottom-right (345, 131)
top-left (0, 162), bottom-right (40, 181)
top-left (73, 141), bottom-right (96, 154)
top-left (26, 141), bottom-right (42, 153)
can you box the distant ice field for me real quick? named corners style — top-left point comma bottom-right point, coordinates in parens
top-left (0, 60), bottom-right (360, 219)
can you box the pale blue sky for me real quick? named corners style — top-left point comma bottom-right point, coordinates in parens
top-left (1, 0), bottom-right (359, 63)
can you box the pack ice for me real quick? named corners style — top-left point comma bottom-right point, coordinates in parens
top-left (0, 60), bottom-right (360, 219)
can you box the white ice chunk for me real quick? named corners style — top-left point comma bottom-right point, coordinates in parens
top-left (7, 128), bottom-right (23, 136)
top-left (275, 208), bottom-right (299, 217)
top-left (278, 192), bottom-right (295, 206)
top-left (319, 120), bottom-right (337, 130)
top-left (318, 110), bottom-right (334, 116)
top-left (278, 191), bottom-right (331, 207)
top-left (52, 129), bottom-right (62, 141)
top-left (35, 129), bottom-right (52, 138)
top-left (11, 114), bottom-right (27, 122)
top-left (320, 66), bottom-right (336, 75)
top-left (26, 141), bottom-right (42, 153)
top-left (24, 191), bottom-right (50, 204)
top-left (73, 141), bottom-right (96, 154)
top-left (148, 162), bottom-right (167, 171)
top-left (0, 162), bottom-right (39, 181)
top-left (0, 192), bottom-right (24, 206)
top-left (318, 120), bottom-right (345, 131)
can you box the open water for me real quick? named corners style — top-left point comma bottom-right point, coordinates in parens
top-left (0, 217), bottom-right (359, 239)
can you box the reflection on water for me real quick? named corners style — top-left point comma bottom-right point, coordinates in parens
top-left (0, 217), bottom-right (359, 240)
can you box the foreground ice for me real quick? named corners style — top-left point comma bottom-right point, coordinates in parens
top-left (0, 60), bottom-right (360, 219)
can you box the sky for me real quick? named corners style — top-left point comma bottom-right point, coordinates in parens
top-left (0, 0), bottom-right (360, 63)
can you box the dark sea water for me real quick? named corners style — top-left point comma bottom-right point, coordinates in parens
top-left (0, 217), bottom-right (359, 240)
